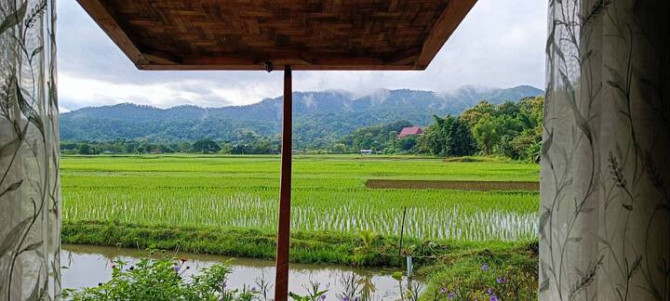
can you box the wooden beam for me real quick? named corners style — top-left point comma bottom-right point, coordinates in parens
top-left (274, 65), bottom-right (293, 301)
top-left (142, 49), bottom-right (182, 65)
top-left (137, 54), bottom-right (419, 71)
top-left (77, 0), bottom-right (149, 67)
top-left (77, 0), bottom-right (477, 71)
top-left (415, 0), bottom-right (477, 69)
top-left (139, 63), bottom-right (420, 71)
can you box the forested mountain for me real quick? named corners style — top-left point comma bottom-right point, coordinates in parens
top-left (60, 85), bottom-right (542, 147)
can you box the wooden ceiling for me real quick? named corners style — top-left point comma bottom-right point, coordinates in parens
top-left (78, 0), bottom-right (476, 71)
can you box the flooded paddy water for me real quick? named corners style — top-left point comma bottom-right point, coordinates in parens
top-left (62, 244), bottom-right (422, 300)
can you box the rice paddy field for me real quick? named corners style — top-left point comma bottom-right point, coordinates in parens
top-left (61, 155), bottom-right (540, 242)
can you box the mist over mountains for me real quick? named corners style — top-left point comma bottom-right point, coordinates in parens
top-left (60, 85), bottom-right (542, 147)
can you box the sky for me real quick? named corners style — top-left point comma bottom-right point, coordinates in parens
top-left (57, 0), bottom-right (547, 112)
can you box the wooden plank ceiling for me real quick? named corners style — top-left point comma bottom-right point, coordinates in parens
top-left (78, 0), bottom-right (476, 70)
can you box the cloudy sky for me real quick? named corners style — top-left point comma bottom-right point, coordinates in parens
top-left (58, 1), bottom-right (547, 112)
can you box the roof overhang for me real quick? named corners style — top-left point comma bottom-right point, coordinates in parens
top-left (78, 0), bottom-right (476, 71)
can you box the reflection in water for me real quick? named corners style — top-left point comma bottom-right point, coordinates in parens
top-left (61, 245), bottom-right (422, 299)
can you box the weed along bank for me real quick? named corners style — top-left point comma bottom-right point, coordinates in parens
top-left (74, 1), bottom-right (476, 299)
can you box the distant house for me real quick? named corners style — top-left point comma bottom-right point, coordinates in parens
top-left (360, 149), bottom-right (373, 155)
top-left (398, 127), bottom-right (423, 138)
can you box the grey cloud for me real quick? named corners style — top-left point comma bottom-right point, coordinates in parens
top-left (58, 0), bottom-right (547, 108)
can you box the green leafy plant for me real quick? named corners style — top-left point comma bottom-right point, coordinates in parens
top-left (62, 251), bottom-right (257, 301)
top-left (288, 281), bottom-right (328, 301)
top-left (424, 243), bottom-right (538, 300)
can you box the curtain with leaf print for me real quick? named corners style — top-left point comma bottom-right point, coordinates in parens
top-left (0, 0), bottom-right (59, 300)
top-left (541, 0), bottom-right (670, 300)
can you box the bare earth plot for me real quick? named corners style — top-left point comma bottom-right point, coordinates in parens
top-left (365, 179), bottom-right (539, 191)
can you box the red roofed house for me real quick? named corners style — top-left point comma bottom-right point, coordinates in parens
top-left (398, 127), bottom-right (423, 138)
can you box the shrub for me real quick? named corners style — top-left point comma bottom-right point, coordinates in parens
top-left (421, 242), bottom-right (538, 300)
top-left (62, 251), bottom-right (257, 301)
top-left (62, 250), bottom-right (429, 301)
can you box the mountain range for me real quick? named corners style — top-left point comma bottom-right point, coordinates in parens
top-left (60, 85), bottom-right (543, 147)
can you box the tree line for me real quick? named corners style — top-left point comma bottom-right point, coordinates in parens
top-left (333, 96), bottom-right (543, 161)
top-left (61, 139), bottom-right (281, 155)
top-left (61, 96), bottom-right (543, 161)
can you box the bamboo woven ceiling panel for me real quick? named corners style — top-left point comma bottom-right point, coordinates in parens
top-left (78, 0), bottom-right (476, 70)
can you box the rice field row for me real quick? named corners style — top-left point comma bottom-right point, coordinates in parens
top-left (61, 155), bottom-right (540, 242)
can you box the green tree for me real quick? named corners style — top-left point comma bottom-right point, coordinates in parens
top-left (331, 143), bottom-right (347, 154)
top-left (192, 139), bottom-right (221, 153)
top-left (396, 136), bottom-right (418, 153)
top-left (61, 142), bottom-right (78, 154)
top-left (495, 100), bottom-right (521, 117)
top-left (177, 142), bottom-right (192, 153)
top-left (460, 100), bottom-right (495, 127)
top-left (471, 115), bottom-right (500, 155)
top-left (421, 115), bottom-right (450, 156)
top-left (450, 117), bottom-right (477, 156)
top-left (519, 96), bottom-right (544, 127)
top-left (459, 97), bottom-right (544, 159)
top-left (419, 115), bottom-right (476, 157)
top-left (78, 143), bottom-right (92, 155)
top-left (516, 96), bottom-right (544, 161)
top-left (340, 120), bottom-right (412, 153)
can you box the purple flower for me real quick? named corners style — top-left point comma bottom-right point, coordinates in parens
top-left (490, 297), bottom-right (498, 301)
top-left (343, 298), bottom-right (349, 301)
top-left (173, 266), bottom-right (179, 273)
top-left (487, 287), bottom-right (493, 295)
top-left (481, 263), bottom-right (489, 271)
top-left (441, 287), bottom-right (448, 293)
top-left (319, 295), bottom-right (326, 300)
top-left (448, 292), bottom-right (455, 299)
top-left (496, 277), bottom-right (507, 284)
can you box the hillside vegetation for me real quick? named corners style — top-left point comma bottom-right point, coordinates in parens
top-left (60, 85), bottom-right (542, 150)
top-left (62, 92), bottom-right (544, 162)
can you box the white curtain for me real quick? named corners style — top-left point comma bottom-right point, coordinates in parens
top-left (0, 0), bottom-right (59, 300)
top-left (541, 0), bottom-right (670, 300)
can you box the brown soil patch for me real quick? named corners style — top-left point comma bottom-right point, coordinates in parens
top-left (365, 179), bottom-right (539, 191)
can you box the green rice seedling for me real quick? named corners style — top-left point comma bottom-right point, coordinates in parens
top-left (61, 155), bottom-right (539, 242)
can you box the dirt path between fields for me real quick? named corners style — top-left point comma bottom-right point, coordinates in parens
top-left (365, 179), bottom-right (539, 191)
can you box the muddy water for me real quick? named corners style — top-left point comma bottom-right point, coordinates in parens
top-left (62, 244), bottom-right (421, 299)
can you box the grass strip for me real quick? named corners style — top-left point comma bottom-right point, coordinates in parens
top-left (62, 221), bottom-right (536, 268)
top-left (62, 221), bottom-right (412, 267)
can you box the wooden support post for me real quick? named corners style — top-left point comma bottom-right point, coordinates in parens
top-left (274, 65), bottom-right (292, 301)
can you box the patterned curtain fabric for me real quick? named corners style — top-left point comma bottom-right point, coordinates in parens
top-left (0, 0), bottom-right (59, 300)
top-left (541, 0), bottom-right (670, 300)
